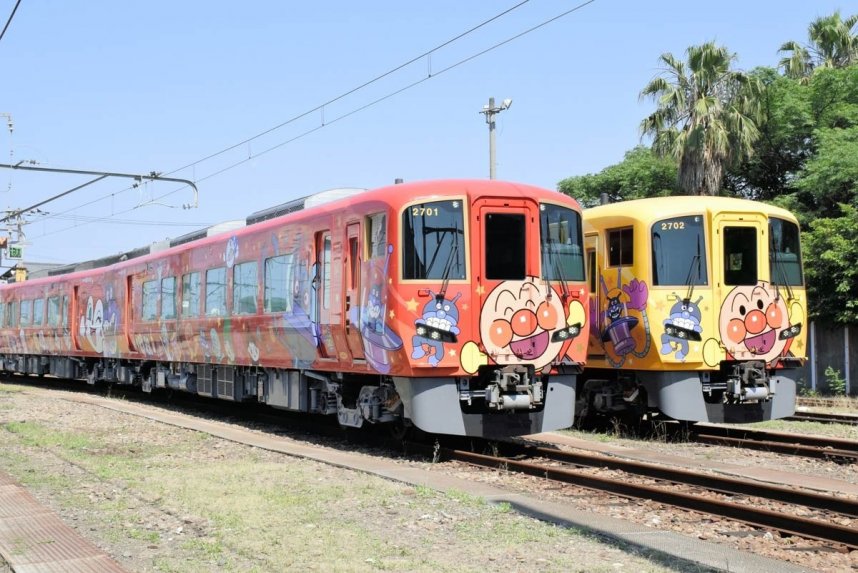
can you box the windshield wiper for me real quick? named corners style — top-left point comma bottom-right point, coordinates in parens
top-left (437, 223), bottom-right (461, 302)
top-left (542, 216), bottom-right (571, 301)
top-left (769, 236), bottom-right (795, 302)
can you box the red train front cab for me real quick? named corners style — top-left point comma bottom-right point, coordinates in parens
top-left (371, 180), bottom-right (588, 435)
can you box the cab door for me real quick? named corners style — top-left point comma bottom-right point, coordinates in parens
top-left (713, 212), bottom-right (766, 359)
top-left (585, 233), bottom-right (603, 356)
top-left (472, 197), bottom-right (538, 361)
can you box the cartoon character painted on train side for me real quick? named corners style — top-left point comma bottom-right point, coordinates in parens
top-left (460, 275), bottom-right (587, 375)
top-left (711, 280), bottom-right (802, 366)
top-left (358, 244), bottom-right (403, 374)
top-left (659, 295), bottom-right (704, 362)
top-left (411, 291), bottom-right (462, 367)
top-left (597, 270), bottom-right (651, 368)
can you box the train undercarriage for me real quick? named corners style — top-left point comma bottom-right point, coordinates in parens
top-left (577, 361), bottom-right (797, 425)
top-left (0, 354), bottom-right (578, 437)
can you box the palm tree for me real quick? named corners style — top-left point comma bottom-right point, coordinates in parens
top-left (779, 11), bottom-right (858, 81)
top-left (640, 42), bottom-right (762, 196)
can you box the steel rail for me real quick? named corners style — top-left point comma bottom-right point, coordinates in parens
top-left (446, 447), bottom-right (858, 550)
top-left (518, 444), bottom-right (858, 517)
top-left (787, 411), bottom-right (858, 426)
top-left (691, 425), bottom-right (858, 458)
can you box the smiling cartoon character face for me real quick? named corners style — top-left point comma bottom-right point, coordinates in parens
top-left (719, 281), bottom-right (790, 364)
top-left (480, 276), bottom-right (566, 371)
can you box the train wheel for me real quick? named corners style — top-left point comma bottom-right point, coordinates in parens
top-left (388, 419), bottom-right (413, 441)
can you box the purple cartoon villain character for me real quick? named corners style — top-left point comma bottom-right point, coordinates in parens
top-left (411, 292), bottom-right (462, 366)
top-left (599, 271), bottom-right (651, 368)
top-left (660, 295), bottom-right (704, 361)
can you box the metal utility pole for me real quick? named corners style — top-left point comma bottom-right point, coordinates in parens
top-left (479, 97), bottom-right (512, 179)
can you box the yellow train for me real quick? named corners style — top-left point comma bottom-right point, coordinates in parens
top-left (580, 196), bottom-right (807, 424)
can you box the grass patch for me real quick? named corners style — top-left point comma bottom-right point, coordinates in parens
top-left (4, 420), bottom-right (96, 451)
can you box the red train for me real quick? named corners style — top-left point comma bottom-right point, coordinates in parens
top-left (0, 180), bottom-right (589, 437)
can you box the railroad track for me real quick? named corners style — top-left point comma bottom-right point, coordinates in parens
top-left (434, 440), bottom-right (858, 552)
top-left (7, 375), bottom-right (858, 557)
top-left (689, 424), bottom-right (858, 463)
top-left (788, 411), bottom-right (858, 425)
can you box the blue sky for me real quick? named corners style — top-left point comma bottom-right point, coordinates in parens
top-left (0, 0), bottom-right (850, 267)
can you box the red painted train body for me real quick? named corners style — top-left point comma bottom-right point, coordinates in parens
top-left (0, 180), bottom-right (588, 437)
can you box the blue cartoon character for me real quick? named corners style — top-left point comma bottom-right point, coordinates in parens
top-left (411, 291), bottom-right (462, 366)
top-left (599, 271), bottom-right (651, 367)
top-left (660, 295), bottom-right (703, 361)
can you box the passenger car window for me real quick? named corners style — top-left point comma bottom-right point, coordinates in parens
top-left (233, 261), bottom-right (258, 314)
top-left (142, 280), bottom-right (159, 320)
top-left (205, 267), bottom-right (227, 317)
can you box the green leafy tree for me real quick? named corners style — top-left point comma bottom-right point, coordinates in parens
top-left (803, 203), bottom-right (858, 324)
top-left (640, 42), bottom-right (763, 196)
top-left (724, 67), bottom-right (813, 200)
top-left (779, 11), bottom-right (858, 82)
top-left (557, 146), bottom-right (678, 207)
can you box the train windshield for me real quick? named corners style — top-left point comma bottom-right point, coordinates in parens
top-left (769, 217), bottom-right (803, 286)
top-left (540, 204), bottom-right (585, 281)
top-left (401, 199), bottom-right (466, 281)
top-left (651, 215), bottom-right (708, 286)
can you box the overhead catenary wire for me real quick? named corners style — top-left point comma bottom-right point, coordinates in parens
top-left (0, 0), bottom-right (22, 44)
top-left (28, 0), bottom-right (598, 241)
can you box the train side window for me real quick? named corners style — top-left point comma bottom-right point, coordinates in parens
top-left (769, 217), bottom-right (803, 286)
top-left (33, 299), bottom-right (45, 326)
top-left (7, 301), bottom-right (17, 327)
top-left (181, 272), bottom-right (201, 318)
top-left (205, 267), bottom-right (227, 317)
top-left (367, 213), bottom-right (387, 259)
top-left (142, 280), bottom-right (160, 321)
top-left (61, 296), bottom-right (69, 328)
top-left (349, 236), bottom-right (359, 290)
top-left (319, 234), bottom-right (331, 310)
top-left (47, 296), bottom-right (60, 327)
top-left (233, 261), bottom-right (258, 315)
top-left (161, 277), bottom-right (177, 320)
top-left (20, 300), bottom-right (32, 326)
top-left (485, 213), bottom-right (525, 280)
top-left (607, 227), bottom-right (633, 267)
top-left (0, 302), bottom-right (4, 327)
top-left (264, 254), bottom-right (293, 313)
top-left (724, 226), bottom-right (758, 286)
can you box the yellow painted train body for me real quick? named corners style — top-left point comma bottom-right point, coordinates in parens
top-left (581, 196), bottom-right (807, 423)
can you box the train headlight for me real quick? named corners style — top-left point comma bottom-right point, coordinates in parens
top-left (664, 324), bottom-right (702, 342)
top-left (551, 323), bottom-right (582, 343)
top-left (415, 323), bottom-right (457, 343)
top-left (779, 323), bottom-right (802, 340)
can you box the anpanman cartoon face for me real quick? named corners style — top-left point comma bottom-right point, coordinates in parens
top-left (480, 276), bottom-right (566, 371)
top-left (719, 281), bottom-right (790, 364)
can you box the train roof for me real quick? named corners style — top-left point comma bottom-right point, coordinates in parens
top-left (7, 179), bottom-right (575, 288)
top-left (583, 195), bottom-right (798, 226)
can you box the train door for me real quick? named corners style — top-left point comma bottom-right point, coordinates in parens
top-left (72, 285), bottom-right (81, 351)
top-left (472, 197), bottom-right (537, 360)
top-left (585, 233), bottom-right (603, 356)
top-left (713, 212), bottom-right (766, 358)
top-left (343, 222), bottom-right (365, 361)
top-left (314, 230), bottom-right (337, 359)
